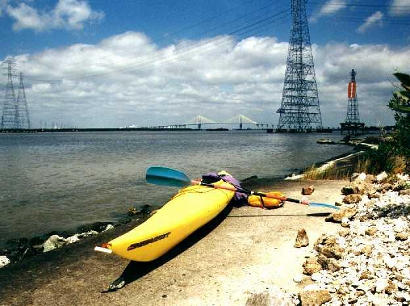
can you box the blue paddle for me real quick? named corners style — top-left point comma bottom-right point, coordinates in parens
top-left (146, 166), bottom-right (339, 210)
top-left (146, 166), bottom-right (191, 187)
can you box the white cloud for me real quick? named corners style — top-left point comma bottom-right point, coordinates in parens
top-left (8, 32), bottom-right (410, 128)
top-left (357, 11), bottom-right (384, 33)
top-left (310, 0), bottom-right (347, 22)
top-left (6, 0), bottom-right (103, 31)
top-left (319, 0), bottom-right (347, 15)
top-left (7, 3), bottom-right (45, 31)
top-left (53, 0), bottom-right (104, 30)
top-left (389, 0), bottom-right (410, 16)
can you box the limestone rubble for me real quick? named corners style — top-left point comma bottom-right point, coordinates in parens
top-left (301, 172), bottom-right (410, 305)
top-left (294, 228), bottom-right (309, 248)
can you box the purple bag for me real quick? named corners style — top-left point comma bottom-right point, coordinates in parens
top-left (201, 172), bottom-right (248, 205)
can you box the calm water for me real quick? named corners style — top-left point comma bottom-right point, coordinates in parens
top-left (0, 131), bottom-right (352, 245)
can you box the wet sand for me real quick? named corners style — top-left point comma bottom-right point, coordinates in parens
top-left (0, 179), bottom-right (348, 305)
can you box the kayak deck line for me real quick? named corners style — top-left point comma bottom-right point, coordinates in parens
top-left (127, 232), bottom-right (171, 251)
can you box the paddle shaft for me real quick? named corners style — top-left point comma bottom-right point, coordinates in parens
top-left (194, 180), bottom-right (304, 205)
top-left (198, 182), bottom-right (340, 209)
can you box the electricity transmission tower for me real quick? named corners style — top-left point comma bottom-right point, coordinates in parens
top-left (17, 72), bottom-right (31, 129)
top-left (277, 0), bottom-right (322, 132)
top-left (1, 59), bottom-right (19, 129)
top-left (1, 59), bottom-right (31, 129)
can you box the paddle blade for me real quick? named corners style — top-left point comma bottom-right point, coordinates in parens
top-left (300, 197), bottom-right (339, 210)
top-left (146, 166), bottom-right (192, 188)
top-left (309, 202), bottom-right (340, 210)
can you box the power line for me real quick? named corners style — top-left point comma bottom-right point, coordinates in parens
top-left (328, 16), bottom-right (410, 26)
top-left (24, 2), bottom-right (288, 83)
top-left (158, 1), bottom-right (280, 40)
top-left (25, 8), bottom-right (290, 84)
top-left (308, 1), bottom-right (410, 21)
top-left (310, 1), bottom-right (410, 9)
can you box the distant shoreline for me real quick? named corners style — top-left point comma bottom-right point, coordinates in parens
top-left (0, 126), bottom-right (387, 133)
top-left (0, 127), bottom-right (195, 133)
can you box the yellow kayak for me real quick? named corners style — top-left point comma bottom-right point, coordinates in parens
top-left (99, 179), bottom-right (234, 262)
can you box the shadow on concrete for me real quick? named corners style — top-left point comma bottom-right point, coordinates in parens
top-left (227, 212), bottom-right (331, 218)
top-left (104, 204), bottom-right (234, 292)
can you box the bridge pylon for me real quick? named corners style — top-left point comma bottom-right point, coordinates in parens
top-left (226, 114), bottom-right (257, 129)
top-left (188, 115), bottom-right (216, 129)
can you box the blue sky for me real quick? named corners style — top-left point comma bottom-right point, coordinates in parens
top-left (1, 0), bottom-right (410, 127)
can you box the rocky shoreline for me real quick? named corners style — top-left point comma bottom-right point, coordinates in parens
top-left (295, 172), bottom-right (410, 305)
top-left (0, 205), bottom-right (153, 268)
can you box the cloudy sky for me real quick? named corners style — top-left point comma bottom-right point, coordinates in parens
top-left (1, 0), bottom-right (409, 128)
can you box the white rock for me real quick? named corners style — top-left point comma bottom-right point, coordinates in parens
top-left (397, 281), bottom-right (407, 290)
top-left (303, 284), bottom-right (321, 291)
top-left (78, 230), bottom-right (98, 238)
top-left (329, 300), bottom-right (342, 306)
top-left (43, 235), bottom-right (67, 252)
top-left (311, 272), bottom-right (321, 282)
top-left (396, 173), bottom-right (409, 181)
top-left (341, 217), bottom-right (350, 227)
top-left (293, 275), bottom-right (303, 283)
top-left (395, 258), bottom-right (407, 271)
top-left (395, 291), bottom-right (410, 302)
top-left (0, 256), bottom-right (10, 268)
top-left (356, 224), bottom-right (367, 236)
top-left (393, 218), bottom-right (407, 233)
top-left (376, 171), bottom-right (388, 182)
top-left (104, 224), bottom-right (114, 231)
top-left (383, 256), bottom-right (397, 269)
top-left (356, 172), bottom-right (367, 182)
top-left (357, 282), bottom-right (373, 292)
top-left (340, 260), bottom-right (350, 268)
top-left (385, 233), bottom-right (396, 242)
top-left (285, 173), bottom-right (304, 180)
top-left (66, 234), bottom-right (80, 244)
top-left (401, 268), bottom-right (410, 279)
top-left (336, 236), bottom-right (347, 247)
top-left (375, 278), bottom-right (389, 293)
top-left (328, 286), bottom-right (336, 293)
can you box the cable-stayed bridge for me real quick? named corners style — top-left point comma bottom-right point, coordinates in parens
top-left (147, 114), bottom-right (273, 130)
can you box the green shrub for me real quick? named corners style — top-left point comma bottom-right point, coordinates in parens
top-left (388, 72), bottom-right (410, 172)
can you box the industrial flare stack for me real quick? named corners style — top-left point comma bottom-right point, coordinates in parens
top-left (340, 69), bottom-right (365, 135)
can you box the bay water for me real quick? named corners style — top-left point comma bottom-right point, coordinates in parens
top-left (0, 131), bottom-right (352, 246)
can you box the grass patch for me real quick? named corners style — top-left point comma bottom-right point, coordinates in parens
top-left (303, 151), bottom-right (407, 180)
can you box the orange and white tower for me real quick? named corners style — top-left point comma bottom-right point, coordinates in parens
top-left (341, 69), bottom-right (364, 134)
top-left (346, 69), bottom-right (360, 123)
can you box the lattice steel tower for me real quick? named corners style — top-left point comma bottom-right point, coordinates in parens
top-left (1, 59), bottom-right (30, 129)
top-left (345, 69), bottom-right (360, 123)
top-left (17, 72), bottom-right (31, 129)
top-left (1, 59), bottom-right (19, 129)
top-left (277, 0), bottom-right (322, 131)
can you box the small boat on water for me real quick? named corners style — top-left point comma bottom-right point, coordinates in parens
top-left (316, 138), bottom-right (335, 144)
top-left (95, 178), bottom-right (234, 262)
top-left (205, 128), bottom-right (229, 131)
